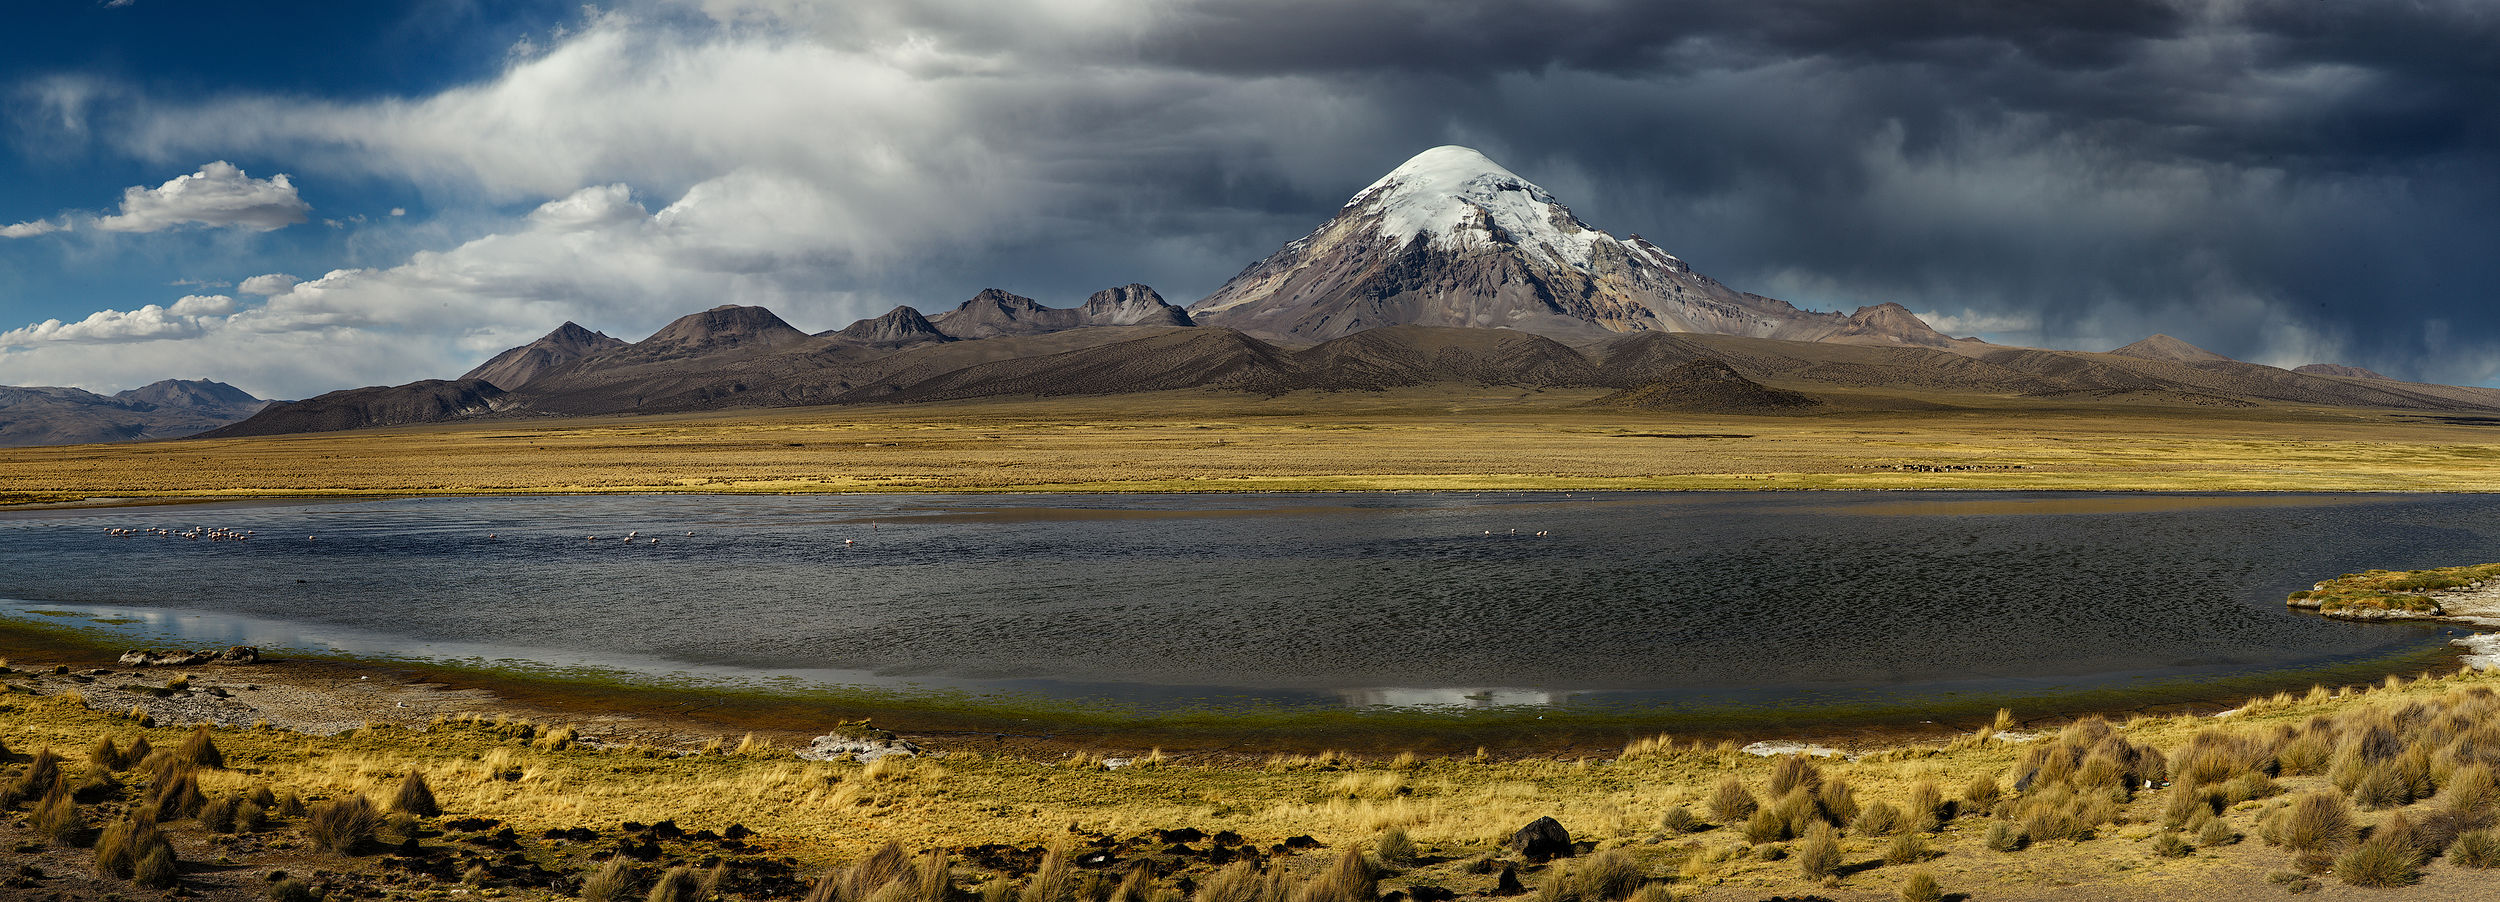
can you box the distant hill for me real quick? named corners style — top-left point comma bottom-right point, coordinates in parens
top-left (0, 379), bottom-right (266, 447)
top-left (461, 322), bottom-right (626, 390)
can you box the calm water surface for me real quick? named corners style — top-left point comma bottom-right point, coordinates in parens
top-left (0, 492), bottom-right (2486, 711)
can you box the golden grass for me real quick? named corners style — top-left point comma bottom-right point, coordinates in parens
top-left (7, 664), bottom-right (2499, 896)
top-left (5, 390), bottom-right (2500, 499)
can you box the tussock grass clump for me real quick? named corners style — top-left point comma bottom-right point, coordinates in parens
top-left (135, 843), bottom-right (179, 889)
top-left (144, 765), bottom-right (207, 819)
top-left (175, 724), bottom-right (225, 769)
top-left (1852, 801), bottom-right (1905, 836)
top-left (2161, 786), bottom-right (2222, 828)
top-left (1706, 775), bottom-right (1757, 823)
top-left (1741, 807), bottom-right (1790, 844)
top-left (1019, 841), bottom-right (1074, 902)
top-left (1794, 823), bottom-right (1841, 880)
top-left (6, 746), bottom-right (62, 804)
top-left (94, 816), bottom-right (172, 880)
top-left (2333, 828), bottom-right (2423, 888)
top-left (1300, 847), bottom-right (1378, 902)
top-left (1983, 820), bottom-right (2026, 852)
top-left (34, 787), bottom-right (84, 844)
top-left (2452, 828), bottom-right (2500, 868)
top-left (201, 793), bottom-right (241, 833)
top-left (307, 795), bottom-right (382, 853)
top-left (392, 770), bottom-right (439, 817)
top-left (1569, 847), bottom-right (1641, 902)
top-left (583, 858), bottom-right (637, 902)
top-left (1897, 871), bottom-right (1944, 902)
top-left (1959, 774), bottom-right (2000, 811)
top-left (1656, 804), bottom-right (1696, 834)
top-left (1376, 826), bottom-right (1417, 866)
top-left (2195, 817), bottom-right (2241, 848)
top-left (1767, 755), bottom-right (1822, 798)
top-left (1906, 779), bottom-right (1948, 832)
top-left (87, 735), bottom-right (126, 772)
top-left (238, 800), bottom-right (269, 832)
top-left (2149, 832), bottom-right (2192, 858)
top-left (268, 877), bottom-right (324, 902)
top-left (646, 865), bottom-right (712, 902)
top-left (1882, 831), bottom-right (1929, 866)
top-left (2264, 792), bottom-right (2358, 854)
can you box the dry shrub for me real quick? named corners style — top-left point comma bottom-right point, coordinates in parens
top-left (1020, 841), bottom-right (1074, 902)
top-left (1742, 807), bottom-right (1790, 844)
top-left (1907, 780), bottom-right (1948, 832)
top-left (1656, 805), bottom-right (1696, 834)
top-left (175, 725), bottom-right (224, 769)
top-left (1706, 776), bottom-right (1757, 823)
top-left (1882, 831), bottom-right (1929, 866)
top-left (1794, 823), bottom-right (1841, 880)
top-left (34, 788), bottom-right (83, 845)
top-left (838, 842), bottom-right (916, 902)
top-left (2265, 792), bottom-right (2358, 853)
top-left (1897, 871), bottom-right (1943, 902)
top-left (1768, 755), bottom-right (1822, 798)
top-left (1376, 827), bottom-right (1417, 866)
top-left (1573, 847), bottom-right (1641, 902)
top-left (135, 843), bottom-right (179, 889)
top-left (583, 858), bottom-right (637, 902)
top-left (2149, 832), bottom-right (2192, 858)
top-left (1297, 847), bottom-right (1377, 902)
top-left (94, 816), bottom-right (171, 879)
top-left (647, 866), bottom-right (706, 902)
top-left (2453, 828), bottom-right (2500, 868)
top-left (1192, 861), bottom-right (1261, 902)
top-left (307, 795), bottom-right (382, 853)
top-left (2333, 829), bottom-right (2422, 888)
top-left (1961, 774), bottom-right (2001, 810)
top-left (87, 736), bottom-right (126, 772)
top-left (1853, 801), bottom-right (1905, 836)
top-left (201, 793), bottom-right (241, 833)
top-left (392, 770), bottom-right (439, 818)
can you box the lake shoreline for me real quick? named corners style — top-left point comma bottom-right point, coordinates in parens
top-left (1, 611), bottom-right (2470, 761)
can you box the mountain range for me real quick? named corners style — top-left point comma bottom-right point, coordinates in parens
top-left (0, 380), bottom-right (265, 447)
top-left (4, 145), bottom-right (2488, 446)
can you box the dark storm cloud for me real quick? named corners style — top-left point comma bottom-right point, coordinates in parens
top-left (1020, 0), bottom-right (2497, 380)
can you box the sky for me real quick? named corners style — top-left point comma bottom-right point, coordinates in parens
top-left (0, 0), bottom-right (2494, 399)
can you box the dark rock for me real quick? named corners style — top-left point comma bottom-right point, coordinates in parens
top-left (1212, 831), bottom-right (1243, 845)
top-left (1155, 827), bottom-right (1208, 844)
top-left (1504, 818), bottom-right (1573, 861)
top-left (1493, 864), bottom-right (1525, 896)
top-left (1284, 835), bottom-right (1323, 850)
top-left (1410, 886), bottom-right (1457, 902)
top-left (217, 646), bottom-right (261, 664)
top-left (723, 824), bottom-right (752, 840)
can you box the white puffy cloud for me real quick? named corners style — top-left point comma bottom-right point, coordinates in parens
top-left (0, 295), bottom-right (232, 345)
top-left (93, 161), bottom-right (310, 233)
top-left (236, 273), bottom-right (301, 295)
top-left (1, 219), bottom-right (67, 238)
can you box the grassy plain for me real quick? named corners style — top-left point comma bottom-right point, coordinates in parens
top-left (4, 389), bottom-right (2500, 499)
top-left (4, 659), bottom-right (2499, 901)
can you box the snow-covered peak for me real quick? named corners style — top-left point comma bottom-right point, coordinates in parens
top-left (1343, 145), bottom-right (1673, 271)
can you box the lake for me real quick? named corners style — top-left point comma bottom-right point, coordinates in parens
top-left (1, 492), bottom-right (2486, 715)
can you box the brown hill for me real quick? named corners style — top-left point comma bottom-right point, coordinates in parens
top-left (1267, 325), bottom-right (1606, 391)
top-left (202, 379), bottom-right (504, 438)
top-left (833, 306), bottom-right (951, 345)
top-left (1590, 359), bottom-right (1820, 413)
top-left (861, 328), bottom-right (1296, 402)
top-left (461, 322), bottom-right (627, 390)
top-left (2110, 334), bottom-right (2235, 365)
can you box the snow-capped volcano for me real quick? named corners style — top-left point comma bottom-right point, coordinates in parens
top-left (1191, 145), bottom-right (1956, 348)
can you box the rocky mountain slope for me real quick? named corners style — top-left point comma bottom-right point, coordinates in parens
top-left (460, 322), bottom-right (627, 391)
top-left (0, 379), bottom-right (266, 447)
top-left (1187, 145), bottom-right (1961, 347)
